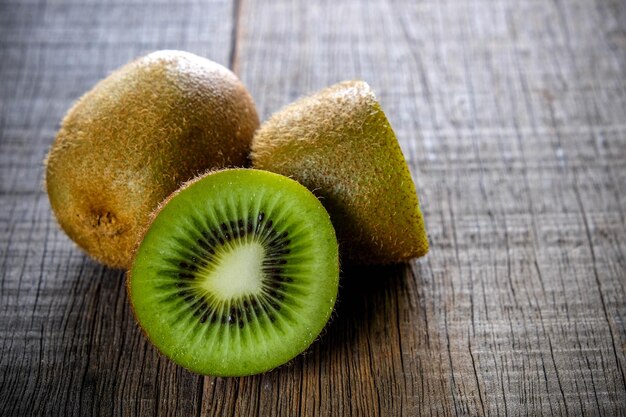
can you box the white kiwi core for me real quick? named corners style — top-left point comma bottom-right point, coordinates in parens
top-left (199, 241), bottom-right (265, 299)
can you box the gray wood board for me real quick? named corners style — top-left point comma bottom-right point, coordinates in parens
top-left (1, 0), bottom-right (625, 415)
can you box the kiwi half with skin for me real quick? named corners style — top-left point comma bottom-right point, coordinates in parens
top-left (128, 169), bottom-right (339, 376)
top-left (251, 80), bottom-right (428, 264)
top-left (45, 50), bottom-right (259, 269)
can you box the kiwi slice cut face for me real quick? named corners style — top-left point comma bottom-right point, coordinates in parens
top-left (128, 169), bottom-right (339, 376)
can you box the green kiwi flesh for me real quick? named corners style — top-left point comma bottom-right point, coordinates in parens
top-left (128, 169), bottom-right (339, 376)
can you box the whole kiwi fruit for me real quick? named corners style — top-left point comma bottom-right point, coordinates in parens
top-left (45, 50), bottom-right (259, 269)
top-left (251, 80), bottom-right (428, 264)
top-left (128, 168), bottom-right (339, 376)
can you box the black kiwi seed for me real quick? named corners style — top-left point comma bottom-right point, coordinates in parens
top-left (192, 303), bottom-right (204, 316)
top-left (255, 213), bottom-right (265, 233)
top-left (277, 240), bottom-right (291, 249)
top-left (262, 259), bottom-right (287, 266)
top-left (269, 281), bottom-right (284, 290)
top-left (268, 291), bottom-right (284, 302)
top-left (269, 300), bottom-right (281, 310)
top-left (230, 221), bottom-right (239, 237)
top-left (179, 261), bottom-right (198, 272)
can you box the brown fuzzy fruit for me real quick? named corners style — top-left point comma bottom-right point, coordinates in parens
top-left (45, 50), bottom-right (259, 269)
top-left (251, 80), bottom-right (428, 264)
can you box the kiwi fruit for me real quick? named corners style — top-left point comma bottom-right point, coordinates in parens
top-left (128, 168), bottom-right (339, 376)
top-left (251, 80), bottom-right (428, 264)
top-left (45, 50), bottom-right (259, 269)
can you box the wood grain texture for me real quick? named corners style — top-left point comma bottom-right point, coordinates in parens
top-left (1, 0), bottom-right (625, 416)
top-left (0, 1), bottom-right (233, 416)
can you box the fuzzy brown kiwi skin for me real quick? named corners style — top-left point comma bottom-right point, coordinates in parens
top-left (45, 50), bottom-right (259, 269)
top-left (251, 80), bottom-right (428, 265)
top-left (126, 167), bottom-right (218, 275)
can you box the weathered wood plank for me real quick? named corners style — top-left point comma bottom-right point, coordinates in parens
top-left (1, 0), bottom-right (625, 416)
top-left (233, 0), bottom-right (626, 415)
top-left (0, 1), bottom-right (235, 416)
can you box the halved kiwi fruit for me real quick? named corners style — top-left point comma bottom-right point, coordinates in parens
top-left (251, 80), bottom-right (428, 264)
top-left (128, 169), bottom-right (339, 376)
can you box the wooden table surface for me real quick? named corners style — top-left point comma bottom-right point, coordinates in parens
top-left (1, 0), bottom-right (625, 415)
